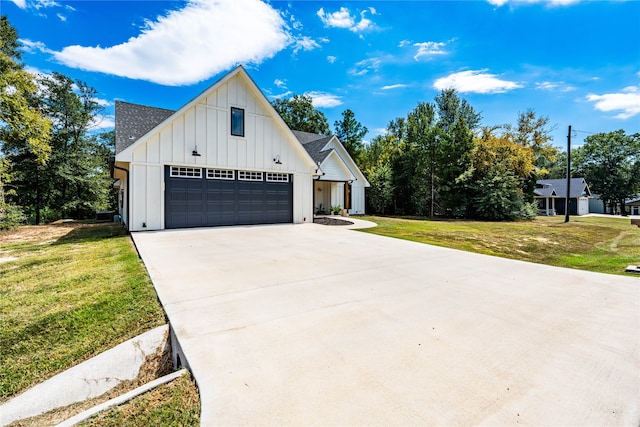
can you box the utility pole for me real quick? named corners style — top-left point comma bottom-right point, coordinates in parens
top-left (565, 125), bottom-right (571, 223)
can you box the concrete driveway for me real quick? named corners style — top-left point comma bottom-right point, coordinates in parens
top-left (132, 222), bottom-right (639, 426)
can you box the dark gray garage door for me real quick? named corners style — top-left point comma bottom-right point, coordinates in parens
top-left (165, 166), bottom-right (293, 229)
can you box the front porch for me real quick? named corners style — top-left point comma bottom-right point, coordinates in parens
top-left (313, 180), bottom-right (351, 216)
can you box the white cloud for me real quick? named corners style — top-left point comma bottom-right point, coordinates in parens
top-left (305, 91), bottom-right (343, 108)
top-left (269, 90), bottom-right (292, 100)
top-left (24, 65), bottom-right (45, 76)
top-left (381, 84), bottom-right (408, 90)
top-left (317, 7), bottom-right (353, 29)
top-left (413, 41), bottom-right (448, 61)
top-left (317, 6), bottom-right (376, 32)
top-left (51, 0), bottom-right (290, 86)
top-left (349, 57), bottom-right (381, 76)
top-left (586, 86), bottom-right (640, 119)
top-left (93, 97), bottom-right (112, 107)
top-left (274, 79), bottom-right (287, 89)
top-left (89, 114), bottom-right (115, 131)
top-left (56, 13), bottom-right (66, 21)
top-left (398, 40), bottom-right (412, 48)
top-left (535, 81), bottom-right (576, 92)
top-left (19, 39), bottom-right (51, 54)
top-left (433, 70), bottom-right (523, 94)
top-left (292, 36), bottom-right (321, 54)
top-left (327, 56), bottom-right (337, 64)
top-left (10, 0), bottom-right (62, 9)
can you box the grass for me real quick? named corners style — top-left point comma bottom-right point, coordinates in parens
top-left (359, 215), bottom-right (640, 276)
top-left (0, 222), bottom-right (166, 399)
top-left (80, 372), bottom-right (201, 427)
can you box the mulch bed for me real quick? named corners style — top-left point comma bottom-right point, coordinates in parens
top-left (314, 217), bottom-right (354, 226)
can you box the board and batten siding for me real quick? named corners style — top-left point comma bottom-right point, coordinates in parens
top-left (126, 73), bottom-right (314, 231)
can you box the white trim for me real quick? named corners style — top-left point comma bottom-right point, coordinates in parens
top-left (170, 166), bottom-right (202, 178)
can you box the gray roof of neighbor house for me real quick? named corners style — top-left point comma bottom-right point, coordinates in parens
top-left (291, 130), bottom-right (334, 165)
top-left (115, 101), bottom-right (175, 154)
top-left (534, 178), bottom-right (592, 198)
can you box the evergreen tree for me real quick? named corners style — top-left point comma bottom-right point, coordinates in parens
top-left (334, 109), bottom-right (367, 166)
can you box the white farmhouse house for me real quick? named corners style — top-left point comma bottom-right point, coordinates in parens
top-left (111, 66), bottom-right (368, 231)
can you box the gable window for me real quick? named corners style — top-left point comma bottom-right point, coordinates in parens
top-left (231, 107), bottom-right (244, 137)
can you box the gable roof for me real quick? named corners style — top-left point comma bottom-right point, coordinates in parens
top-left (535, 178), bottom-right (591, 198)
top-left (114, 65), bottom-right (317, 169)
top-left (292, 130), bottom-right (370, 187)
top-left (115, 101), bottom-right (175, 154)
top-left (292, 130), bottom-right (333, 164)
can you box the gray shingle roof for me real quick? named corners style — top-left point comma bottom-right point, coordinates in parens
top-left (291, 130), bottom-right (334, 164)
top-left (114, 104), bottom-right (337, 166)
top-left (115, 101), bottom-right (175, 154)
top-left (535, 178), bottom-right (591, 198)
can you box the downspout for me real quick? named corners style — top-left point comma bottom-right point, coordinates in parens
top-left (110, 157), bottom-right (130, 233)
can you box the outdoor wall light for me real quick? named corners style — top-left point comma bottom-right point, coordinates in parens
top-left (273, 155), bottom-right (282, 164)
top-left (192, 146), bottom-right (201, 157)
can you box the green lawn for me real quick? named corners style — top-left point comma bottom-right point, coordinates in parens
top-left (1, 222), bottom-right (201, 426)
top-left (360, 215), bottom-right (640, 276)
top-left (0, 223), bottom-right (166, 399)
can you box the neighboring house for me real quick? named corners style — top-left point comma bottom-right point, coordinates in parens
top-left (534, 178), bottom-right (591, 216)
top-left (589, 193), bottom-right (640, 215)
top-left (627, 197), bottom-right (640, 216)
top-left (111, 65), bottom-right (368, 232)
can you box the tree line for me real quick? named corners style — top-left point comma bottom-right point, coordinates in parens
top-left (273, 92), bottom-right (639, 219)
top-left (1, 17), bottom-right (114, 228)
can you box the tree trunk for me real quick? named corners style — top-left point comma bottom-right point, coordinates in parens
top-left (620, 199), bottom-right (628, 216)
top-left (35, 166), bottom-right (41, 225)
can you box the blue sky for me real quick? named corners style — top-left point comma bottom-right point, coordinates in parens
top-left (3, 0), bottom-right (640, 148)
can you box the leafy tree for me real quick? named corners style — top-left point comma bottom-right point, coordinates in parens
top-left (271, 94), bottom-right (330, 135)
top-left (1, 16), bottom-right (22, 60)
top-left (362, 133), bottom-right (400, 214)
top-left (504, 109), bottom-right (558, 202)
top-left (573, 130), bottom-right (640, 215)
top-left (334, 108), bottom-right (367, 166)
top-left (0, 16), bottom-right (52, 225)
top-left (464, 127), bottom-right (536, 220)
top-left (34, 72), bottom-right (105, 219)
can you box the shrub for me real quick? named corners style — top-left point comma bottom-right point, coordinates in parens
top-left (0, 203), bottom-right (26, 230)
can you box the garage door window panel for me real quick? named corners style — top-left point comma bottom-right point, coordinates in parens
top-left (207, 169), bottom-right (234, 180)
top-left (170, 166), bottom-right (202, 178)
top-left (238, 171), bottom-right (263, 181)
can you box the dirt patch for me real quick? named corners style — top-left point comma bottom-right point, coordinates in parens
top-left (8, 330), bottom-right (173, 427)
top-left (314, 217), bottom-right (354, 226)
top-left (0, 223), bottom-right (80, 245)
